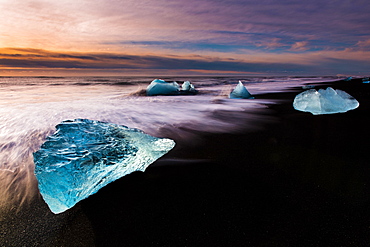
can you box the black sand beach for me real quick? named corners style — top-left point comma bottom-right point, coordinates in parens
top-left (1, 78), bottom-right (370, 246)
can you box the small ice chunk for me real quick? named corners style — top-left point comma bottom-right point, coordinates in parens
top-left (180, 81), bottom-right (197, 95)
top-left (146, 79), bottom-right (180, 96)
top-left (229, 81), bottom-right (254, 99)
top-left (182, 81), bottom-right (195, 91)
top-left (344, 76), bottom-right (352, 81)
top-left (363, 78), bottom-right (370, 83)
top-left (293, 87), bottom-right (359, 115)
top-left (34, 119), bottom-right (175, 214)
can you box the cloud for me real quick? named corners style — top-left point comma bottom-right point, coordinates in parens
top-left (290, 41), bottom-right (309, 51)
top-left (1, 0), bottom-right (370, 76)
top-left (1, 0), bottom-right (370, 54)
top-left (0, 47), bottom-right (309, 75)
top-left (255, 38), bottom-right (286, 49)
top-left (342, 38), bottom-right (370, 52)
top-left (356, 39), bottom-right (370, 48)
top-left (1, 47), bottom-right (370, 76)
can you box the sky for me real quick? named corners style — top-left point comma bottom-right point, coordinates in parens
top-left (0, 0), bottom-right (369, 76)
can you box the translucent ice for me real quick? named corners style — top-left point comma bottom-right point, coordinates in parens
top-left (33, 119), bottom-right (175, 214)
top-left (229, 81), bottom-right (254, 99)
top-left (182, 81), bottom-right (196, 92)
top-left (146, 79), bottom-right (180, 96)
top-left (293, 87), bottom-right (359, 115)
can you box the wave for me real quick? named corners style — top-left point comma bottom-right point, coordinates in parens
top-left (0, 75), bottom-right (349, 213)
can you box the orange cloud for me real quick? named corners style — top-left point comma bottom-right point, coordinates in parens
top-left (1, 46), bottom-right (370, 76)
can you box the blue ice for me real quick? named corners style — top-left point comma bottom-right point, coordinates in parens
top-left (293, 87), bottom-right (359, 115)
top-left (146, 79), bottom-right (197, 96)
top-left (229, 81), bottom-right (254, 99)
top-left (34, 119), bottom-right (175, 214)
top-left (146, 79), bottom-right (180, 96)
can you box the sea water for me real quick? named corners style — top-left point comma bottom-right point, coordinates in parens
top-left (0, 75), bottom-right (341, 212)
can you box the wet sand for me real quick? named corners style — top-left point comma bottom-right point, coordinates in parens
top-left (1, 78), bottom-right (370, 246)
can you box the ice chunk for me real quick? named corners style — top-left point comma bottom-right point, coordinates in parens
top-left (33, 119), bottom-right (175, 214)
top-left (146, 79), bottom-right (180, 96)
top-left (146, 79), bottom-right (197, 96)
top-left (182, 81), bottom-right (195, 92)
top-left (344, 76), bottom-right (352, 81)
top-left (363, 78), bottom-right (370, 83)
top-left (229, 81), bottom-right (254, 99)
top-left (293, 87), bottom-right (359, 115)
top-left (180, 81), bottom-right (197, 95)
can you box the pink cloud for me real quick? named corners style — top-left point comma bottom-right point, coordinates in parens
top-left (290, 41), bottom-right (309, 51)
top-left (356, 39), bottom-right (370, 47)
top-left (255, 38), bottom-right (286, 49)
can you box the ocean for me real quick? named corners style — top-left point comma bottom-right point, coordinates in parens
top-left (1, 75), bottom-right (367, 246)
top-left (0, 76), bottom-right (337, 201)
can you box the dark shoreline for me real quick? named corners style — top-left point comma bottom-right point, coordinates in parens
top-left (2, 78), bottom-right (370, 246)
top-left (80, 77), bottom-right (370, 246)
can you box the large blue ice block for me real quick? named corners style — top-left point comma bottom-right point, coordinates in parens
top-left (34, 119), bottom-right (175, 214)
